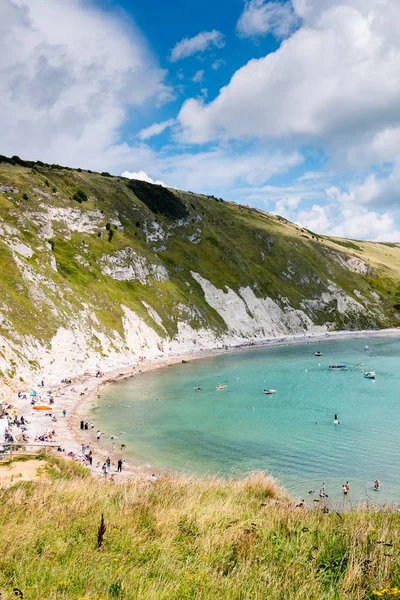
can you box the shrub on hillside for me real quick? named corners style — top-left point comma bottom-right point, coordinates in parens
top-left (127, 179), bottom-right (188, 220)
top-left (73, 189), bottom-right (88, 203)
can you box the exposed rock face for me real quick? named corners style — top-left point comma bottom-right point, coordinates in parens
top-left (333, 252), bottom-right (371, 275)
top-left (191, 272), bottom-right (325, 338)
top-left (99, 248), bottom-right (169, 284)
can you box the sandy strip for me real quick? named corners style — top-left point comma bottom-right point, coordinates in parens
top-left (6, 328), bottom-right (400, 480)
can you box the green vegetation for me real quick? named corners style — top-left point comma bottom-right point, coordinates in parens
top-left (73, 188), bottom-right (88, 203)
top-left (0, 155), bottom-right (398, 377)
top-left (0, 462), bottom-right (399, 599)
top-left (127, 179), bottom-right (188, 220)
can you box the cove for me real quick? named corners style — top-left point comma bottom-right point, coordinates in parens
top-left (93, 336), bottom-right (400, 503)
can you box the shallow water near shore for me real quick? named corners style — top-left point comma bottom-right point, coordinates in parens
top-left (94, 336), bottom-right (400, 504)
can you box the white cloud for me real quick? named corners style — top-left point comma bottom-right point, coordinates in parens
top-left (137, 119), bottom-right (176, 140)
top-left (178, 0), bottom-right (400, 155)
top-left (211, 59), bottom-right (225, 70)
top-left (169, 30), bottom-right (225, 62)
top-left (121, 147), bottom-right (303, 196)
top-left (121, 170), bottom-right (167, 187)
top-left (237, 0), bottom-right (300, 39)
top-left (297, 203), bottom-right (400, 242)
top-left (192, 70), bottom-right (204, 83)
top-left (0, 0), bottom-right (171, 168)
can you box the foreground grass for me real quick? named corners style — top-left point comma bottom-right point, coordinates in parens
top-left (0, 463), bottom-right (399, 599)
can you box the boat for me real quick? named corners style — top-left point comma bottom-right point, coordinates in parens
top-left (263, 389), bottom-right (277, 394)
top-left (364, 345), bottom-right (370, 351)
top-left (315, 351), bottom-right (323, 357)
top-left (328, 364), bottom-right (348, 371)
top-left (364, 371), bottom-right (376, 379)
top-left (216, 384), bottom-right (226, 390)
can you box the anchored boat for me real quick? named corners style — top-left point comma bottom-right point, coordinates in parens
top-left (328, 364), bottom-right (348, 371)
top-left (364, 371), bottom-right (376, 379)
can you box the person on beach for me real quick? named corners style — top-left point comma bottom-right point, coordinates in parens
top-left (345, 481), bottom-right (350, 493)
top-left (322, 482), bottom-right (326, 493)
top-left (97, 430), bottom-right (101, 440)
top-left (84, 422), bottom-right (88, 430)
top-left (106, 457), bottom-right (111, 469)
top-left (150, 474), bottom-right (157, 483)
top-left (102, 463), bottom-right (108, 477)
top-left (90, 421), bottom-right (94, 429)
top-left (112, 443), bottom-right (115, 452)
top-left (117, 459), bottom-right (123, 472)
top-left (62, 409), bottom-right (67, 417)
top-left (375, 479), bottom-right (380, 489)
top-left (80, 420), bottom-right (84, 430)
top-left (342, 484), bottom-right (348, 496)
top-left (121, 444), bottom-right (126, 450)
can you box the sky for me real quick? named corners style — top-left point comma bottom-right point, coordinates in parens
top-left (1, 0), bottom-right (400, 241)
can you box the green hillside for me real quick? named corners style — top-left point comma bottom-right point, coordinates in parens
top-left (0, 155), bottom-right (399, 383)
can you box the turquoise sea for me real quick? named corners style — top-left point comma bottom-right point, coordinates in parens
top-left (93, 336), bottom-right (400, 504)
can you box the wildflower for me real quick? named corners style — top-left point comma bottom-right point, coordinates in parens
top-left (58, 580), bottom-right (67, 587)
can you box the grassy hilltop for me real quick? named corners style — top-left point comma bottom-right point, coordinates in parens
top-left (0, 456), bottom-right (399, 600)
top-left (0, 153), bottom-right (399, 382)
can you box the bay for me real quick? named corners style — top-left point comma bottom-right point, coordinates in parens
top-left (93, 336), bottom-right (400, 504)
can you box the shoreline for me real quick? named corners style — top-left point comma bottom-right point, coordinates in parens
top-left (8, 327), bottom-right (400, 483)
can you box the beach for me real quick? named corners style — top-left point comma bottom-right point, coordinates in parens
top-left (4, 327), bottom-right (400, 481)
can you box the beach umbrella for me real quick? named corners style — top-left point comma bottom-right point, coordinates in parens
top-left (29, 390), bottom-right (37, 397)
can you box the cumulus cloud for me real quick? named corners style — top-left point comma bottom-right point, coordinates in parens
top-left (137, 119), bottom-right (176, 141)
top-left (121, 170), bottom-right (167, 187)
top-left (169, 30), bottom-right (225, 62)
top-left (237, 0), bottom-right (300, 39)
top-left (178, 0), bottom-right (400, 152)
top-left (0, 0), bottom-right (171, 168)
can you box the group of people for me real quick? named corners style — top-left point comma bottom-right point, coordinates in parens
top-left (102, 456), bottom-right (124, 475)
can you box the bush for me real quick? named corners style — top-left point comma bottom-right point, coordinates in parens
top-left (52, 186), bottom-right (57, 193)
top-left (22, 193), bottom-right (29, 200)
top-left (105, 223), bottom-right (111, 231)
top-left (45, 179), bottom-right (49, 187)
top-left (101, 171), bottom-right (112, 177)
top-left (73, 189), bottom-right (88, 203)
top-left (48, 239), bottom-right (55, 251)
top-left (108, 229), bottom-right (114, 242)
top-left (127, 179), bottom-right (188, 220)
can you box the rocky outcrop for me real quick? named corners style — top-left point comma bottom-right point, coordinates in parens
top-left (99, 248), bottom-right (169, 284)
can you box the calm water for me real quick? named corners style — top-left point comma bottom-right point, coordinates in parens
top-left (93, 337), bottom-right (400, 504)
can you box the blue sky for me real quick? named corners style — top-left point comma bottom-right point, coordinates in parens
top-left (2, 0), bottom-right (400, 240)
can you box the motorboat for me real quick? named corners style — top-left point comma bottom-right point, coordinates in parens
top-left (315, 351), bottom-right (323, 357)
top-left (263, 389), bottom-right (277, 394)
top-left (364, 371), bottom-right (376, 379)
top-left (328, 364), bottom-right (348, 371)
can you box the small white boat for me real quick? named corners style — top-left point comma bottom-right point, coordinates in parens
top-left (315, 351), bottom-right (323, 357)
top-left (216, 384), bottom-right (226, 390)
top-left (328, 364), bottom-right (348, 371)
top-left (263, 389), bottom-right (277, 394)
top-left (364, 371), bottom-right (376, 379)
